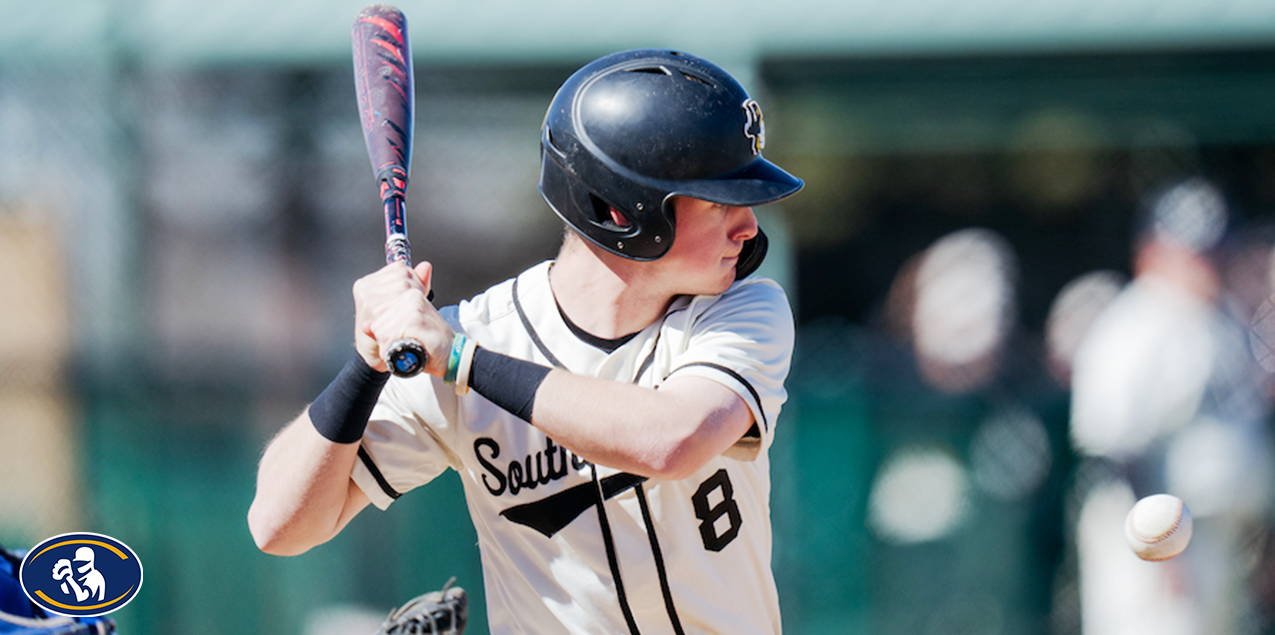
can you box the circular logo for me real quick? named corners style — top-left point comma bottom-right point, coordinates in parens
top-left (19, 532), bottom-right (142, 617)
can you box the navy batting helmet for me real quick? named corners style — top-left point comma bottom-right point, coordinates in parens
top-left (538, 49), bottom-right (803, 275)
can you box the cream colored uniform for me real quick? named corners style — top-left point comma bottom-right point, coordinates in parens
top-left (352, 261), bottom-right (794, 635)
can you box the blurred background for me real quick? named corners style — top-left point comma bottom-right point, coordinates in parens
top-left (3, 0), bottom-right (1275, 633)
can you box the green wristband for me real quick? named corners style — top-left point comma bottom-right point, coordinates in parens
top-left (444, 334), bottom-right (466, 385)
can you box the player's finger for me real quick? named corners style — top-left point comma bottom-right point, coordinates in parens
top-left (367, 290), bottom-right (453, 377)
top-left (355, 264), bottom-right (423, 316)
top-left (361, 260), bottom-right (419, 288)
top-left (413, 261), bottom-right (434, 297)
top-left (356, 320), bottom-right (389, 373)
top-left (380, 261), bottom-right (427, 293)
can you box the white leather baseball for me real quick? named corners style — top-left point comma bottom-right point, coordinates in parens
top-left (1125, 494), bottom-right (1193, 561)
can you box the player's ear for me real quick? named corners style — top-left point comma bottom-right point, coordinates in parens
top-left (608, 206), bottom-right (631, 228)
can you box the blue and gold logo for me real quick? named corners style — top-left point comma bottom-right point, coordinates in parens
top-left (19, 532), bottom-right (142, 617)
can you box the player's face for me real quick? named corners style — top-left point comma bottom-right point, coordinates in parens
top-left (656, 196), bottom-right (759, 295)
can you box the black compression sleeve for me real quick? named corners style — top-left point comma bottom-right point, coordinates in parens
top-left (309, 354), bottom-right (391, 443)
top-left (467, 347), bottom-right (552, 423)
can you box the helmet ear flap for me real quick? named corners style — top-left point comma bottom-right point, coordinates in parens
top-left (735, 227), bottom-right (768, 280)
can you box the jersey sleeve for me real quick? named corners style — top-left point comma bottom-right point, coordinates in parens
top-left (350, 374), bottom-right (465, 510)
top-left (351, 308), bottom-right (467, 510)
top-left (661, 277), bottom-right (795, 460)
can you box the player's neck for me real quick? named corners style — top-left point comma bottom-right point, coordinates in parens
top-left (550, 236), bottom-right (673, 339)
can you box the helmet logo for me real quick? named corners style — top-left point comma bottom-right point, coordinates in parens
top-left (743, 99), bottom-right (765, 155)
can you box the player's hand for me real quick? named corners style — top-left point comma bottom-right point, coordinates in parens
top-left (352, 261), bottom-right (454, 376)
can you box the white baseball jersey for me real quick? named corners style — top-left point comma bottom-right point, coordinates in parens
top-left (351, 260), bottom-right (794, 634)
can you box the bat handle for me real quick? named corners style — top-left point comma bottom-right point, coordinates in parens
top-left (382, 194), bottom-right (426, 378)
top-left (386, 232), bottom-right (412, 265)
top-left (382, 235), bottom-right (427, 377)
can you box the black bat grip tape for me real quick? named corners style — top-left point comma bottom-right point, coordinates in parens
top-left (385, 338), bottom-right (427, 377)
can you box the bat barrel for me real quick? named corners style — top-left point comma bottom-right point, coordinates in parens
top-left (353, 5), bottom-right (413, 182)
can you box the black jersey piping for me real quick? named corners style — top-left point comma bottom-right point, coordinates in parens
top-left (512, 274), bottom-right (565, 368)
top-left (631, 348), bottom-right (685, 633)
top-left (633, 303), bottom-right (687, 384)
top-left (556, 300), bottom-right (639, 353)
top-left (668, 362), bottom-right (770, 433)
top-left (633, 345), bottom-right (658, 384)
top-left (635, 483), bottom-right (687, 634)
top-left (591, 463), bottom-right (642, 635)
top-left (357, 446), bottom-right (401, 500)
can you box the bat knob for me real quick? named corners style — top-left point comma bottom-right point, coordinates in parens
top-left (385, 338), bottom-right (427, 377)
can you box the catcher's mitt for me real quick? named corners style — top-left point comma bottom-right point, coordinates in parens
top-left (377, 578), bottom-right (467, 635)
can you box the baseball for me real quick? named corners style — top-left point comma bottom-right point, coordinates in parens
top-left (1124, 494), bottom-right (1193, 561)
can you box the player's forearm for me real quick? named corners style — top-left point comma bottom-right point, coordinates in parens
top-left (530, 371), bottom-right (749, 480)
top-left (249, 352), bottom-right (388, 553)
top-left (248, 411), bottom-right (363, 556)
top-left (463, 346), bottom-right (753, 478)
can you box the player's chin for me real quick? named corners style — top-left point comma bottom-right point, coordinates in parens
top-left (710, 258), bottom-right (740, 291)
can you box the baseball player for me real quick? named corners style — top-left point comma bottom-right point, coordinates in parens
top-left (248, 49), bottom-right (804, 634)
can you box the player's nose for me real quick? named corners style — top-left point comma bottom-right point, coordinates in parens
top-left (729, 206), bottom-right (758, 242)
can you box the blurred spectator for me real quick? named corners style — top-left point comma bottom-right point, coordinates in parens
top-left (890, 227), bottom-right (1019, 395)
top-left (1068, 177), bottom-right (1275, 635)
top-left (866, 227), bottom-right (1072, 634)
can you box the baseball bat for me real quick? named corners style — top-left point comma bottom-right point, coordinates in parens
top-left (352, 4), bottom-right (425, 377)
